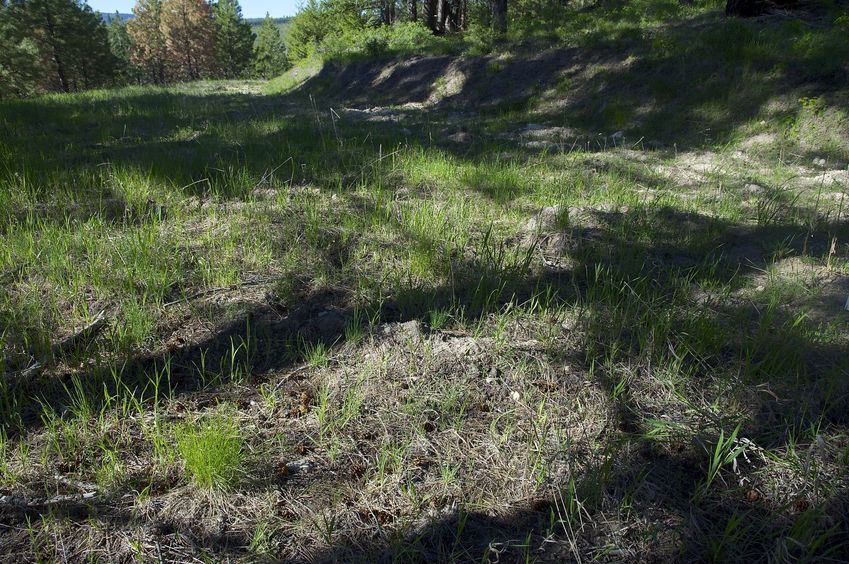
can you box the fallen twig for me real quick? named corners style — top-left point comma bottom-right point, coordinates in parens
top-left (52, 309), bottom-right (108, 356)
top-left (3, 310), bottom-right (108, 383)
top-left (0, 491), bottom-right (97, 509)
top-left (163, 276), bottom-right (279, 308)
top-left (11, 360), bottom-right (45, 381)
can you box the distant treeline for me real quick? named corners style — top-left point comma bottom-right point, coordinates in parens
top-left (0, 0), bottom-right (290, 97)
top-left (100, 12), bottom-right (292, 26)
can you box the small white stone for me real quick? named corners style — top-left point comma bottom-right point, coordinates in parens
top-left (286, 459), bottom-right (314, 474)
top-left (510, 391), bottom-right (521, 402)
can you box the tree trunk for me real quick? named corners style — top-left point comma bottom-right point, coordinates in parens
top-left (42, 8), bottom-right (70, 92)
top-left (459, 0), bottom-right (466, 30)
top-left (436, 0), bottom-right (446, 33)
top-left (725, 0), bottom-right (763, 16)
top-left (425, 0), bottom-right (438, 32)
top-left (491, 0), bottom-right (507, 34)
top-left (726, 0), bottom-right (796, 16)
top-left (408, 0), bottom-right (417, 22)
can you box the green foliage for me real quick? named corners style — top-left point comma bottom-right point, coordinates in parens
top-left (213, 0), bottom-right (255, 78)
top-left (177, 413), bottom-right (244, 488)
top-left (0, 0), bottom-right (117, 96)
top-left (253, 12), bottom-right (289, 78)
top-left (285, 0), bottom-right (368, 62)
top-left (320, 21), bottom-right (443, 60)
top-left (0, 3), bottom-right (41, 97)
top-left (107, 13), bottom-right (137, 83)
top-left (698, 425), bottom-right (746, 498)
top-left (285, 0), bottom-right (330, 61)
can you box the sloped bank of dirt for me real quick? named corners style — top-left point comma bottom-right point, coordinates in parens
top-left (290, 48), bottom-right (577, 109)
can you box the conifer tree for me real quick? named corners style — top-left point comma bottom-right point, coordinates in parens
top-left (127, 0), bottom-right (167, 83)
top-left (160, 0), bottom-right (217, 81)
top-left (213, 0), bottom-right (254, 78)
top-left (107, 12), bottom-right (135, 81)
top-left (254, 13), bottom-right (289, 78)
top-left (0, 1), bottom-right (40, 96)
top-left (0, 0), bottom-right (115, 95)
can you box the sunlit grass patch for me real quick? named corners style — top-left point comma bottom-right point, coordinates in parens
top-left (177, 413), bottom-right (245, 489)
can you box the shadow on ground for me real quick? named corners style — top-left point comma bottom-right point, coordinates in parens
top-left (4, 196), bottom-right (849, 559)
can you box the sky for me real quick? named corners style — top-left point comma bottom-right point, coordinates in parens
top-left (85, 0), bottom-right (301, 18)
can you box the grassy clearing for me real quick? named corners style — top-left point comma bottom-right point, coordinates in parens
top-left (2, 6), bottom-right (849, 562)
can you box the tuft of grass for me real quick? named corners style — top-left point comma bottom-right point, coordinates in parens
top-left (301, 339), bottom-right (331, 368)
top-left (427, 308), bottom-right (452, 330)
top-left (176, 413), bottom-right (244, 489)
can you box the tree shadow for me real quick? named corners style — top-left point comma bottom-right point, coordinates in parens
top-left (5, 193), bottom-right (848, 558)
top-left (291, 8), bottom-right (848, 154)
top-left (2, 10), bottom-right (849, 555)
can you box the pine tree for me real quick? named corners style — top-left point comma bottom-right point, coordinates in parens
top-left (212, 0), bottom-right (254, 78)
top-left (283, 0), bottom-right (323, 62)
top-left (0, 0), bottom-right (116, 95)
top-left (107, 12), bottom-right (135, 82)
top-left (69, 1), bottom-right (117, 90)
top-left (0, 1), bottom-right (41, 96)
top-left (127, 0), bottom-right (167, 83)
top-left (160, 0), bottom-right (217, 81)
top-left (254, 13), bottom-right (289, 78)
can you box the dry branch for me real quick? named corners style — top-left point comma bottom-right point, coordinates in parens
top-left (162, 276), bottom-right (279, 307)
top-left (3, 310), bottom-right (109, 383)
top-left (51, 309), bottom-right (108, 356)
top-left (0, 491), bottom-right (97, 510)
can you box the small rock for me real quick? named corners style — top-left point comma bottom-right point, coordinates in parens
top-left (309, 308), bottom-right (347, 339)
top-left (379, 320), bottom-right (424, 345)
top-left (446, 131), bottom-right (472, 144)
top-left (286, 459), bottom-right (314, 474)
top-left (813, 157), bottom-right (827, 168)
top-left (251, 187), bottom-right (277, 200)
top-left (744, 183), bottom-right (764, 195)
top-left (523, 123), bottom-right (547, 132)
top-left (523, 140), bottom-right (557, 150)
top-left (525, 205), bottom-right (567, 232)
top-left (510, 390), bottom-right (521, 402)
top-left (611, 130), bottom-right (625, 141)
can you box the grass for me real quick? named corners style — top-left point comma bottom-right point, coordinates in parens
top-left (177, 413), bottom-right (245, 489)
top-left (1, 3), bottom-right (849, 561)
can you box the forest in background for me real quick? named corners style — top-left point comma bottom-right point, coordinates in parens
top-left (0, 0), bottom-right (289, 96)
top-left (5, 0), bottom-right (839, 98)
